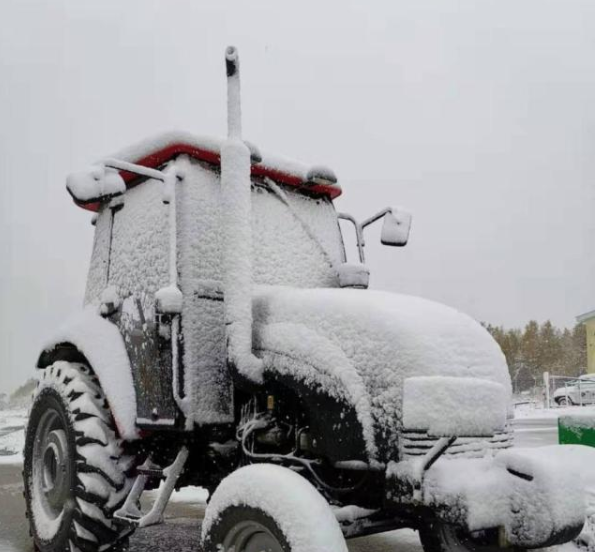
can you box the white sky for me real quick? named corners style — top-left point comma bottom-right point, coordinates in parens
top-left (0, 0), bottom-right (594, 393)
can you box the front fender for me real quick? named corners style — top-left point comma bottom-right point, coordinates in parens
top-left (254, 322), bottom-right (377, 460)
top-left (38, 307), bottom-right (138, 440)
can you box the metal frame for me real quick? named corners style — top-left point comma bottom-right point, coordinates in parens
top-left (114, 447), bottom-right (189, 527)
top-left (411, 436), bottom-right (456, 501)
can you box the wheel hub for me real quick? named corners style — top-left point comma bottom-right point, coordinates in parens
top-left (222, 520), bottom-right (285, 552)
top-left (32, 409), bottom-right (71, 521)
top-left (41, 428), bottom-right (69, 510)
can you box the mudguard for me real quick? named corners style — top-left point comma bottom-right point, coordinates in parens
top-left (36, 307), bottom-right (138, 440)
top-left (254, 322), bottom-right (378, 460)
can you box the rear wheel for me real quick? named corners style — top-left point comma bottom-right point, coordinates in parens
top-left (24, 361), bottom-right (135, 552)
top-left (556, 396), bottom-right (572, 406)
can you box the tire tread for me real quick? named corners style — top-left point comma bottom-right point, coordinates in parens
top-left (24, 361), bottom-right (135, 552)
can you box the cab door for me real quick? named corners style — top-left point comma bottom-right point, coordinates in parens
top-left (103, 180), bottom-right (179, 429)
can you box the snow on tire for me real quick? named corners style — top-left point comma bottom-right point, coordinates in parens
top-left (201, 463), bottom-right (348, 552)
top-left (23, 361), bottom-right (135, 552)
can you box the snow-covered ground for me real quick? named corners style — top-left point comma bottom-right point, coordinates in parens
top-left (0, 405), bottom-right (593, 552)
top-left (0, 408), bottom-right (26, 465)
top-left (514, 403), bottom-right (595, 421)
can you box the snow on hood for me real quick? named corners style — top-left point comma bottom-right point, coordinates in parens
top-left (253, 286), bottom-right (511, 459)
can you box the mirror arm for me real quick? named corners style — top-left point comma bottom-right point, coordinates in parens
top-left (102, 158), bottom-right (168, 183)
top-left (361, 207), bottom-right (392, 230)
top-left (103, 157), bottom-right (179, 205)
top-left (339, 207), bottom-right (401, 263)
top-left (338, 212), bottom-right (365, 263)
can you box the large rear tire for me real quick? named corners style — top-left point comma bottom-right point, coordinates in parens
top-left (23, 361), bottom-right (136, 552)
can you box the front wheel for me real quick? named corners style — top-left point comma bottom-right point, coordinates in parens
top-left (23, 361), bottom-right (135, 552)
top-left (556, 396), bottom-right (572, 406)
top-left (202, 464), bottom-right (348, 552)
top-left (419, 517), bottom-right (513, 552)
top-left (203, 505), bottom-right (291, 552)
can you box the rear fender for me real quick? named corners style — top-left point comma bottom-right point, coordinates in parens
top-left (37, 307), bottom-right (139, 440)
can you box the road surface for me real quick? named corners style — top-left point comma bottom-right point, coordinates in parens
top-left (0, 416), bottom-right (560, 552)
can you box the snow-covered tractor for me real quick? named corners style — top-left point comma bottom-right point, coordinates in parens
top-left (24, 47), bottom-right (585, 552)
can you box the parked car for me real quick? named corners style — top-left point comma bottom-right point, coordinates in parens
top-left (553, 374), bottom-right (595, 405)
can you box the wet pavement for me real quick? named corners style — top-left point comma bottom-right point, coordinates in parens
top-left (0, 463), bottom-right (205, 552)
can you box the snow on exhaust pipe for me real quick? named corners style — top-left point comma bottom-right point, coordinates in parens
top-left (221, 46), bottom-right (264, 383)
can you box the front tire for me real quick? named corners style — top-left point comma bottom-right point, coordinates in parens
top-left (203, 505), bottom-right (290, 552)
top-left (24, 361), bottom-right (135, 552)
top-left (202, 464), bottom-right (347, 552)
top-left (419, 517), bottom-right (512, 552)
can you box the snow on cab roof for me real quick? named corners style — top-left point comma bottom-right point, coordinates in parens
top-left (71, 131), bottom-right (342, 212)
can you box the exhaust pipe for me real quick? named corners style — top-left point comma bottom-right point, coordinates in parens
top-left (221, 46), bottom-right (264, 383)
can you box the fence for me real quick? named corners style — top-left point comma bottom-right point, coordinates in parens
top-left (511, 374), bottom-right (545, 407)
top-left (512, 372), bottom-right (595, 409)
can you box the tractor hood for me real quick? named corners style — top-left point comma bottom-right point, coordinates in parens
top-left (252, 286), bottom-right (511, 460)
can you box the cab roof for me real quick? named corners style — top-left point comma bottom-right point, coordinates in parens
top-left (73, 131), bottom-right (342, 212)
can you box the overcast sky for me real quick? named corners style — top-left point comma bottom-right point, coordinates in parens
top-left (0, 0), bottom-right (594, 393)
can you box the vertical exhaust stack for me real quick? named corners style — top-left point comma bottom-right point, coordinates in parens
top-left (221, 46), bottom-right (264, 383)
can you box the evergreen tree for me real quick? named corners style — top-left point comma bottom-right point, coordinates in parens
top-left (560, 328), bottom-right (576, 375)
top-left (521, 320), bottom-right (542, 377)
top-left (538, 321), bottom-right (562, 373)
top-left (570, 323), bottom-right (588, 375)
top-left (504, 328), bottom-right (527, 384)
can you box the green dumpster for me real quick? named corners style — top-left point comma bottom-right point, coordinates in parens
top-left (558, 413), bottom-right (595, 447)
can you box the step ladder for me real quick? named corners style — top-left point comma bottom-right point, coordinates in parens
top-left (114, 447), bottom-right (189, 528)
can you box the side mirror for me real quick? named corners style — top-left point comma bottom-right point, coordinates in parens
top-left (381, 208), bottom-right (411, 247)
top-left (66, 165), bottom-right (126, 205)
top-left (338, 206), bottom-right (413, 263)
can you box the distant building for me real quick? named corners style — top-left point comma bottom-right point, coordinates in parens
top-left (576, 310), bottom-right (595, 374)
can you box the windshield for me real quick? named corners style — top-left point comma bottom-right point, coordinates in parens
top-left (251, 182), bottom-right (344, 288)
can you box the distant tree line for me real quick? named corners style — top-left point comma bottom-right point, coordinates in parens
top-left (483, 321), bottom-right (587, 391)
